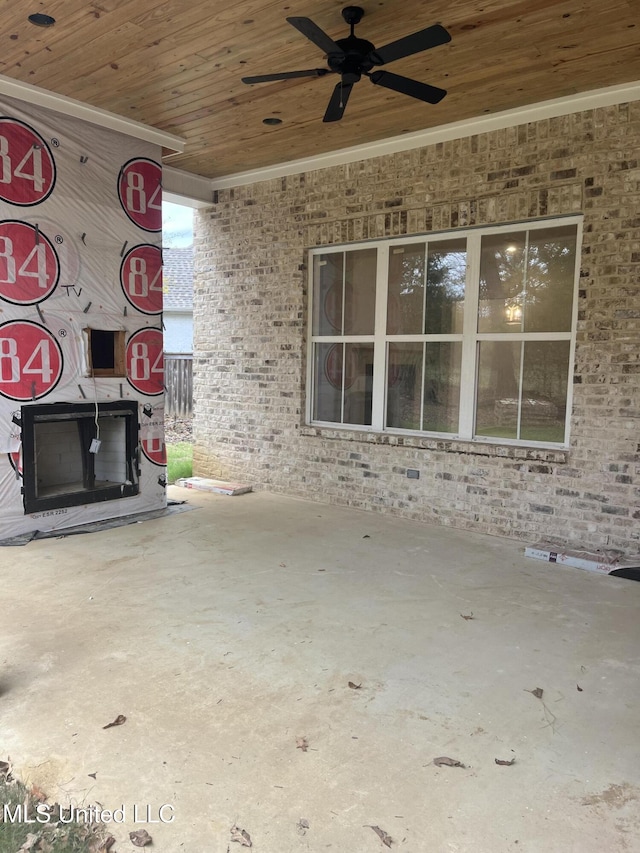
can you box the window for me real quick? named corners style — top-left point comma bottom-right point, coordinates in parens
top-left (307, 218), bottom-right (581, 447)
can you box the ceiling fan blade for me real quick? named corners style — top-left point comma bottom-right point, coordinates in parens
top-left (287, 17), bottom-right (345, 57)
top-left (369, 24), bottom-right (451, 66)
top-left (242, 68), bottom-right (329, 84)
top-left (323, 81), bottom-right (354, 123)
top-left (369, 70), bottom-right (447, 104)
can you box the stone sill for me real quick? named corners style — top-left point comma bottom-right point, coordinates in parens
top-left (300, 425), bottom-right (569, 464)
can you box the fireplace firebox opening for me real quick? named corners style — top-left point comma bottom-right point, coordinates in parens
top-left (20, 401), bottom-right (139, 514)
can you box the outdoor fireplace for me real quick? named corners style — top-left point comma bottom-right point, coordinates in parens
top-left (20, 401), bottom-right (139, 514)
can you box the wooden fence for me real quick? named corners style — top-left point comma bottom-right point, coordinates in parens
top-left (164, 354), bottom-right (193, 418)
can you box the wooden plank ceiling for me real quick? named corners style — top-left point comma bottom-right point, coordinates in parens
top-left (1, 0), bottom-right (639, 179)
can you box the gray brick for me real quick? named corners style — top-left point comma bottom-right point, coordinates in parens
top-left (193, 102), bottom-right (639, 555)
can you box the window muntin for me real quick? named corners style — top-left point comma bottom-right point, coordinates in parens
top-left (308, 218), bottom-right (580, 447)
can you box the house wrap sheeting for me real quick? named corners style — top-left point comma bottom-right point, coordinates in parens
top-left (0, 95), bottom-right (166, 540)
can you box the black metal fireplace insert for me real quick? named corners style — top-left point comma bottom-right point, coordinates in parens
top-left (20, 400), bottom-right (139, 514)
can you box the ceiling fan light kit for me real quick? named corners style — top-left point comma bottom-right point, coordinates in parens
top-left (242, 5), bottom-right (451, 123)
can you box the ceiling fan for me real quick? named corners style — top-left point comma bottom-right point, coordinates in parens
top-left (241, 6), bottom-right (452, 123)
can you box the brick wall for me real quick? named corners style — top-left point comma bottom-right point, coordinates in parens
top-left (193, 103), bottom-right (640, 554)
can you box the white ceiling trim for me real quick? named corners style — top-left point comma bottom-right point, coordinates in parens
top-left (0, 75), bottom-right (185, 152)
top-left (163, 166), bottom-right (213, 207)
top-left (209, 81), bottom-right (640, 190)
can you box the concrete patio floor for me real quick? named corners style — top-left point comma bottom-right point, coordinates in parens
top-left (1, 488), bottom-right (639, 853)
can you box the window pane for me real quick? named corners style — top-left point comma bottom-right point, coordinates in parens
top-left (479, 226), bottom-right (577, 334)
top-left (425, 239), bottom-right (466, 334)
top-left (387, 243), bottom-right (425, 334)
top-left (478, 232), bottom-right (526, 333)
top-left (344, 248), bottom-right (376, 334)
top-left (313, 343), bottom-right (374, 426)
top-left (313, 253), bottom-right (343, 335)
top-left (521, 341), bottom-right (570, 442)
top-left (524, 225), bottom-right (576, 332)
top-left (475, 341), bottom-right (522, 439)
top-left (344, 343), bottom-right (374, 425)
top-left (387, 343), bottom-right (423, 429)
top-left (423, 342), bottom-right (462, 433)
top-left (313, 343), bottom-right (342, 422)
top-left (476, 341), bottom-right (570, 442)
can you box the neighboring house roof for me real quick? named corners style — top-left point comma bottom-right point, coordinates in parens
top-left (163, 247), bottom-right (193, 311)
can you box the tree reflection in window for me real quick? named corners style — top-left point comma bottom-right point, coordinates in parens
top-left (387, 240), bottom-right (466, 334)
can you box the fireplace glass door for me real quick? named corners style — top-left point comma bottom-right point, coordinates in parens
top-left (20, 401), bottom-right (139, 514)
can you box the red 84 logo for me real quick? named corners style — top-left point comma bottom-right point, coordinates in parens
top-left (120, 244), bottom-right (162, 314)
top-left (0, 320), bottom-right (63, 401)
top-left (126, 328), bottom-right (163, 396)
top-left (141, 430), bottom-right (167, 466)
top-left (118, 158), bottom-right (162, 232)
top-left (0, 221), bottom-right (60, 305)
top-left (0, 118), bottom-right (56, 206)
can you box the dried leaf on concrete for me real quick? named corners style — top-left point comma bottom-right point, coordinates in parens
top-left (103, 714), bottom-right (127, 729)
top-left (348, 681), bottom-right (362, 689)
top-left (296, 736), bottom-right (309, 752)
top-left (460, 613), bottom-right (474, 620)
top-left (230, 825), bottom-right (252, 847)
top-left (495, 757), bottom-right (516, 766)
top-left (89, 834), bottom-right (115, 853)
top-left (129, 829), bottom-right (153, 847)
top-left (525, 686), bottom-right (557, 732)
top-left (366, 825), bottom-right (393, 847)
top-left (433, 756), bottom-right (465, 768)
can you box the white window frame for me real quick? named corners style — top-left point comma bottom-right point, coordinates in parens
top-left (306, 216), bottom-right (582, 449)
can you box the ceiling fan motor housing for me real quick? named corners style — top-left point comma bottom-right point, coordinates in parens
top-left (328, 35), bottom-right (376, 83)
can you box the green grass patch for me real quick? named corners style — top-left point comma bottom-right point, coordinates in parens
top-left (0, 771), bottom-right (110, 853)
top-left (166, 441), bottom-right (193, 483)
top-left (476, 425), bottom-right (564, 442)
